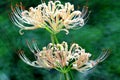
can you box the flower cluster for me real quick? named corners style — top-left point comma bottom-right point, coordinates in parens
top-left (19, 41), bottom-right (109, 73)
top-left (11, 0), bottom-right (109, 78)
top-left (10, 1), bottom-right (89, 35)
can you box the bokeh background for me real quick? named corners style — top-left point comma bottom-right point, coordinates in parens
top-left (0, 0), bottom-right (120, 80)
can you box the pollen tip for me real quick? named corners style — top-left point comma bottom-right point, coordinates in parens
top-left (89, 11), bottom-right (92, 13)
top-left (32, 39), bottom-right (36, 43)
top-left (11, 5), bottom-right (14, 11)
top-left (20, 2), bottom-right (22, 5)
top-left (25, 39), bottom-right (29, 46)
top-left (84, 6), bottom-right (88, 8)
top-left (16, 3), bottom-right (19, 7)
top-left (18, 49), bottom-right (24, 54)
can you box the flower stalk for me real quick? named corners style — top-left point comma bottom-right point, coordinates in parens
top-left (61, 71), bottom-right (74, 80)
top-left (69, 71), bottom-right (74, 80)
top-left (10, 1), bottom-right (110, 80)
top-left (51, 33), bottom-right (59, 45)
top-left (64, 73), bottom-right (69, 80)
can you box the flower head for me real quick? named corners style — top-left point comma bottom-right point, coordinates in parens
top-left (10, 1), bottom-right (89, 35)
top-left (19, 41), bottom-right (109, 73)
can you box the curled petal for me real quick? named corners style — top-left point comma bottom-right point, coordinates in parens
top-left (19, 28), bottom-right (24, 35)
top-left (60, 29), bottom-right (69, 35)
top-left (62, 41), bottom-right (68, 52)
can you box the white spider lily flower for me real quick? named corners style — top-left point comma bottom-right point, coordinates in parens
top-left (10, 1), bottom-right (89, 35)
top-left (19, 41), bottom-right (109, 73)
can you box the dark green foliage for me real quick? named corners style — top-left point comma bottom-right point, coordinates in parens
top-left (0, 0), bottom-right (120, 80)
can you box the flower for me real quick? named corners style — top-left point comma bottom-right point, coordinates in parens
top-left (10, 1), bottom-right (89, 35)
top-left (19, 41), bottom-right (109, 73)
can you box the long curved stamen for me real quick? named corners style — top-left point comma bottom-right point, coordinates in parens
top-left (18, 50), bottom-right (41, 67)
top-left (95, 49), bottom-right (110, 63)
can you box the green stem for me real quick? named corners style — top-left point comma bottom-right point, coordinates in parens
top-left (45, 26), bottom-right (53, 34)
top-left (64, 73), bottom-right (69, 80)
top-left (60, 73), bottom-right (62, 80)
top-left (45, 26), bottom-right (59, 44)
top-left (51, 34), bottom-right (55, 45)
top-left (69, 71), bottom-right (74, 80)
top-left (54, 34), bottom-right (59, 44)
top-left (51, 33), bottom-right (59, 45)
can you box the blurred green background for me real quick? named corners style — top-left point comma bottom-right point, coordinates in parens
top-left (0, 0), bottom-right (120, 80)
